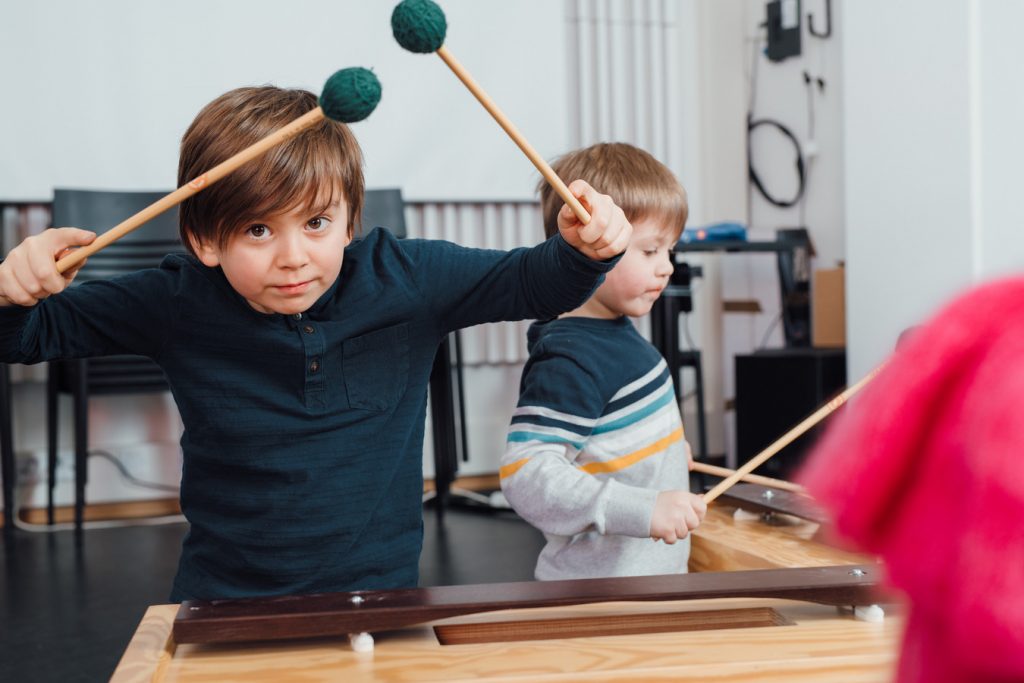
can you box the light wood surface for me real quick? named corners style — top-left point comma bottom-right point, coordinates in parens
top-left (112, 505), bottom-right (897, 682)
top-left (689, 504), bottom-right (867, 573)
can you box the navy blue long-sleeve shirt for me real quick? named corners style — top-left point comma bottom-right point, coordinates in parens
top-left (0, 228), bottom-right (616, 600)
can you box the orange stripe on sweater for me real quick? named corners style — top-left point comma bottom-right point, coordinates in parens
top-left (499, 457), bottom-right (531, 480)
top-left (578, 427), bottom-right (684, 475)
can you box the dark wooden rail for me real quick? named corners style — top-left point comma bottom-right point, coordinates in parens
top-left (174, 564), bottom-right (883, 644)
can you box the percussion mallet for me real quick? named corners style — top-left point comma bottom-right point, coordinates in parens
top-left (689, 461), bottom-right (806, 494)
top-left (703, 368), bottom-right (882, 505)
top-left (391, 0), bottom-right (591, 225)
top-left (54, 67), bottom-right (382, 274)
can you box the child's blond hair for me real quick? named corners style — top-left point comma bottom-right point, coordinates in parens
top-left (539, 142), bottom-right (687, 239)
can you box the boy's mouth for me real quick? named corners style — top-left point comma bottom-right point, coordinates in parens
top-left (274, 280), bottom-right (313, 295)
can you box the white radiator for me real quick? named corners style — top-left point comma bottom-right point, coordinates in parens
top-left (405, 200), bottom-right (544, 366)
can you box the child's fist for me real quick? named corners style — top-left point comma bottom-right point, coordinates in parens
top-left (557, 179), bottom-right (632, 261)
top-left (0, 228), bottom-right (95, 307)
top-left (650, 490), bottom-right (707, 544)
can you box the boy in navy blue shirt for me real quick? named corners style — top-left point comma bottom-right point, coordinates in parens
top-left (0, 86), bottom-right (631, 600)
top-left (501, 143), bottom-right (705, 580)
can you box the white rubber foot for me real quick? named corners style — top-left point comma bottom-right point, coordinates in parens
top-left (853, 604), bottom-right (885, 623)
top-left (349, 631), bottom-right (375, 653)
top-left (733, 508), bottom-right (761, 521)
top-left (489, 490), bottom-right (512, 508)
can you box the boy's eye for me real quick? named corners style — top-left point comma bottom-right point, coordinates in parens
top-left (247, 224), bottom-right (269, 239)
top-left (307, 216), bottom-right (331, 231)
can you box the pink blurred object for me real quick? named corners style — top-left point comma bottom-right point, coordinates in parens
top-left (799, 278), bottom-right (1024, 683)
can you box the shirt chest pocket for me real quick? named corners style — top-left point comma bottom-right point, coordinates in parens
top-left (343, 324), bottom-right (410, 412)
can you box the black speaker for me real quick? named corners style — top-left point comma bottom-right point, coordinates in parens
top-left (735, 348), bottom-right (846, 478)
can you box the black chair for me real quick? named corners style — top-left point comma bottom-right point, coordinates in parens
top-left (361, 189), bottom-right (468, 519)
top-left (47, 189), bottom-right (184, 530)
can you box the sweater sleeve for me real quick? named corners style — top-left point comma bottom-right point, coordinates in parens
top-left (500, 347), bottom-right (658, 539)
top-left (403, 233), bottom-right (619, 334)
top-left (0, 265), bottom-right (178, 364)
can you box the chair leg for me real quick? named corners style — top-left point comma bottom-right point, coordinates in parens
top-left (46, 365), bottom-right (58, 525)
top-left (73, 360), bottom-right (88, 532)
top-left (692, 352), bottom-right (708, 463)
top-left (451, 331), bottom-right (469, 465)
top-left (429, 336), bottom-right (458, 522)
top-left (1, 364), bottom-right (15, 533)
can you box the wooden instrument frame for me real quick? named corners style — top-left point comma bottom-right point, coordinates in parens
top-left (113, 502), bottom-right (899, 682)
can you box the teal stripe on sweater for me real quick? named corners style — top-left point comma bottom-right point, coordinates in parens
top-left (506, 430), bottom-right (585, 450)
top-left (591, 384), bottom-right (675, 435)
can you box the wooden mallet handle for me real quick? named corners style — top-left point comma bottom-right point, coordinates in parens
top-left (703, 368), bottom-right (881, 504)
top-left (689, 461), bottom-right (805, 494)
top-left (55, 107), bottom-right (326, 274)
top-left (434, 45), bottom-right (591, 225)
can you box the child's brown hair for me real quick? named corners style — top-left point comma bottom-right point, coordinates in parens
top-left (539, 143), bottom-right (687, 239)
top-left (178, 86), bottom-right (364, 254)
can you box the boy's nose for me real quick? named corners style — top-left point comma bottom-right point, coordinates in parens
top-left (275, 233), bottom-right (309, 269)
top-left (655, 254), bottom-right (674, 277)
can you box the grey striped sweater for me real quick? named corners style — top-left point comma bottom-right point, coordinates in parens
top-left (501, 316), bottom-right (691, 580)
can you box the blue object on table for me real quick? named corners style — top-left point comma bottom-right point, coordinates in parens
top-left (680, 222), bottom-right (748, 243)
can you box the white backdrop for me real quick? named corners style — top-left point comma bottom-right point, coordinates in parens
top-left (0, 0), bottom-right (568, 201)
top-left (842, 0), bottom-right (1024, 380)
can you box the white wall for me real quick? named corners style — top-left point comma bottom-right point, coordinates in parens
top-left (687, 0), bottom-right (846, 466)
top-left (842, 0), bottom-right (1024, 380)
top-left (0, 0), bottom-right (567, 202)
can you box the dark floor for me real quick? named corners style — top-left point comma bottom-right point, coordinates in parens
top-left (0, 502), bottom-right (544, 683)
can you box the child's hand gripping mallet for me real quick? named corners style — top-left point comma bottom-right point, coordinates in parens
top-left (53, 68), bottom-right (381, 275)
top-left (391, 0), bottom-right (591, 226)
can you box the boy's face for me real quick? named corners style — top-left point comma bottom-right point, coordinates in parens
top-left (191, 198), bottom-right (351, 315)
top-left (581, 215), bottom-right (677, 319)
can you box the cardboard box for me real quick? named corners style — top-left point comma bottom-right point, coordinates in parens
top-left (812, 266), bottom-right (845, 348)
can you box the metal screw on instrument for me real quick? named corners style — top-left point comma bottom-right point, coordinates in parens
top-left (350, 595), bottom-right (365, 605)
top-left (762, 489), bottom-right (775, 501)
top-left (849, 568), bottom-right (867, 577)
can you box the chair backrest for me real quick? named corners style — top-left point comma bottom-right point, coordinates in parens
top-left (361, 188), bottom-right (406, 239)
top-left (51, 189), bottom-right (183, 392)
top-left (52, 188), bottom-right (185, 282)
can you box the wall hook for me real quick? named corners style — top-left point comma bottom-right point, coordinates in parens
top-left (808, 0), bottom-right (832, 39)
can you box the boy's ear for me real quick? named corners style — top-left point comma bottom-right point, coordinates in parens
top-left (187, 231), bottom-right (221, 267)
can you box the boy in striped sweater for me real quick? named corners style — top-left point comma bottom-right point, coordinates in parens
top-left (500, 143), bottom-right (706, 580)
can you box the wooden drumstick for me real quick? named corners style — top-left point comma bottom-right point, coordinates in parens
top-left (703, 367), bottom-right (882, 504)
top-left (53, 68), bottom-right (381, 274)
top-left (689, 461), bottom-right (805, 494)
top-left (392, 0), bottom-right (591, 225)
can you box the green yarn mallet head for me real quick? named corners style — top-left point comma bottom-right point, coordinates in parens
top-left (392, 0), bottom-right (447, 53)
top-left (320, 67), bottom-right (381, 123)
top-left (389, 0), bottom-right (593, 226)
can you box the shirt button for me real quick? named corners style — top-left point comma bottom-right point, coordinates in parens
top-left (303, 325), bottom-right (315, 334)
top-left (292, 313), bottom-right (302, 321)
top-left (309, 359), bottom-right (320, 373)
